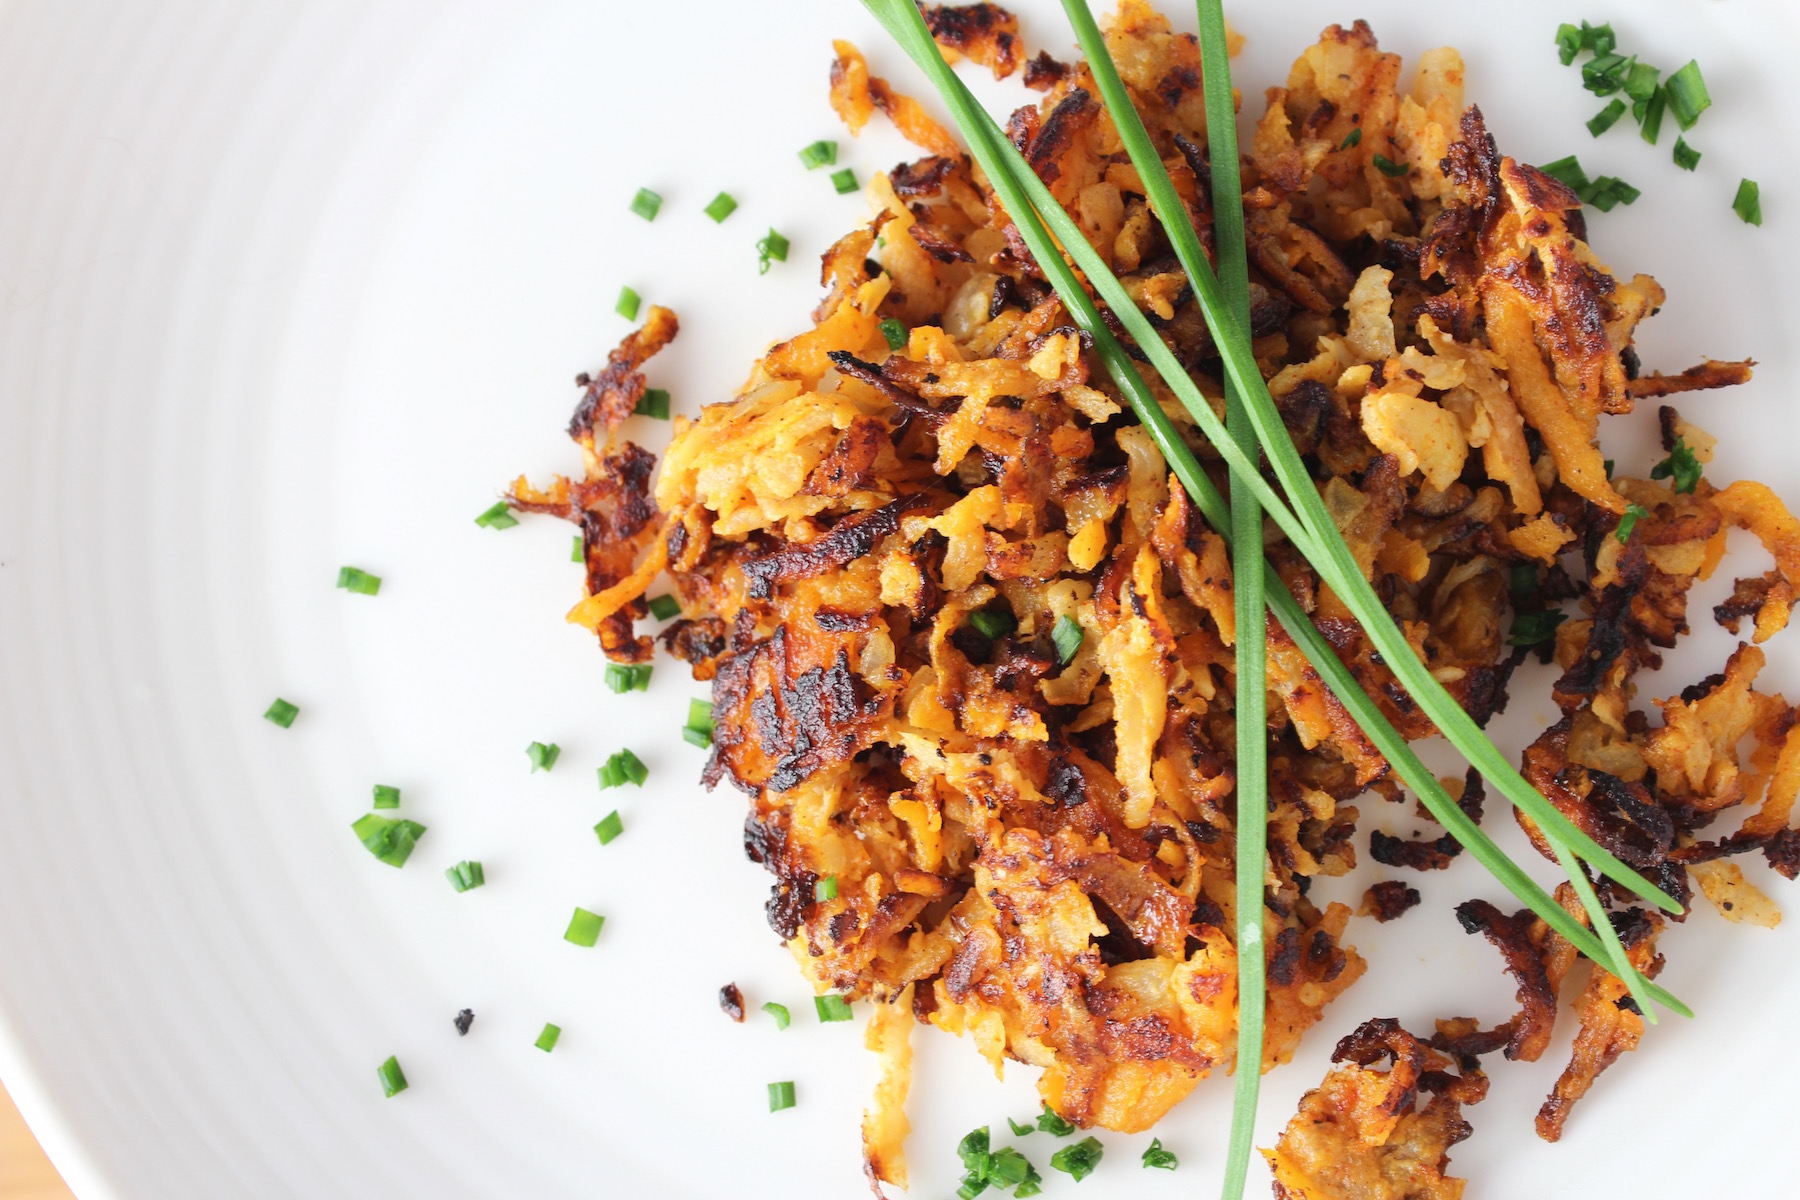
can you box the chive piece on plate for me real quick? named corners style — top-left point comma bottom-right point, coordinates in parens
top-left (762, 1001), bottom-right (791, 1029)
top-left (475, 501), bottom-right (518, 530)
top-left (535, 1023), bottom-right (561, 1052)
top-left (967, 608), bottom-right (1015, 640)
top-left (1539, 155), bottom-right (1589, 192)
top-left (830, 167), bottom-right (858, 194)
top-left (352, 813), bottom-right (426, 868)
top-left (1652, 438), bottom-right (1703, 493)
top-left (1338, 126), bottom-right (1361, 150)
top-left (594, 810), bottom-right (624, 845)
top-left (1616, 503), bottom-right (1651, 543)
top-left (680, 725), bottom-right (711, 748)
top-left (1142, 1137), bottom-right (1178, 1170)
top-left (815, 875), bottom-right (838, 902)
top-left (756, 228), bottom-right (789, 274)
top-left (1051, 613), bottom-right (1084, 666)
top-left (572, 534), bottom-right (584, 563)
top-left (372, 784), bottom-right (400, 810)
top-left (646, 593), bottom-right (680, 620)
top-left (1049, 1136), bottom-right (1104, 1182)
top-left (335, 566), bottom-right (381, 595)
top-left (1554, 22), bottom-right (1581, 66)
top-left (879, 318), bottom-right (908, 350)
top-left (1637, 86), bottom-right (1666, 144)
top-left (1036, 1104), bottom-right (1076, 1137)
top-left (634, 387), bottom-right (670, 419)
top-left (597, 748), bottom-right (648, 789)
top-left (1734, 178), bottom-right (1763, 226)
top-left (615, 285), bottom-right (640, 320)
top-left (526, 741), bottom-right (560, 773)
top-left (814, 994), bottom-right (853, 1022)
top-left (445, 860), bottom-right (485, 892)
top-left (1665, 60), bottom-right (1711, 130)
top-left (629, 188), bottom-right (661, 221)
top-left (767, 1080), bottom-right (796, 1111)
top-left (376, 1056), bottom-right (407, 1098)
top-left (564, 907), bottom-right (605, 947)
top-left (798, 139), bottom-right (837, 169)
top-left (1673, 137), bottom-right (1701, 171)
top-left (263, 698), bottom-right (299, 728)
top-left (1507, 610), bottom-right (1567, 648)
top-left (1007, 1117), bottom-right (1036, 1138)
top-left (683, 698), bottom-right (715, 747)
top-left (1371, 153), bottom-right (1408, 178)
top-left (1586, 98), bottom-right (1626, 137)
top-left (603, 663), bottom-right (653, 693)
top-left (703, 192), bottom-right (738, 223)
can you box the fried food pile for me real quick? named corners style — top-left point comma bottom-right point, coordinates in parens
top-left (510, 2), bottom-right (1798, 1192)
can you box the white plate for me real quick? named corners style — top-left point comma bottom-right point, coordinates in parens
top-left (1, 1), bottom-right (1795, 1195)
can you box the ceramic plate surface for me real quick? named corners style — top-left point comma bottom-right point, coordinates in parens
top-left (1, 1), bottom-right (1796, 1195)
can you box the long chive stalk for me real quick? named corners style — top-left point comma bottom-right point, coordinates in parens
top-left (856, 0), bottom-right (1689, 1022)
top-left (1055, 0), bottom-right (1667, 1019)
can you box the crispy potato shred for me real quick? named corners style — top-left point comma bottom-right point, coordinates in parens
top-left (511, 2), bottom-right (1800, 1190)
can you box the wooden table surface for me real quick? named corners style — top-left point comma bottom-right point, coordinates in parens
top-left (0, 1080), bottom-right (74, 1200)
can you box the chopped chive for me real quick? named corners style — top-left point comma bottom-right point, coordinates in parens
top-left (1665, 60), bottom-right (1711, 130)
top-left (1007, 1117), bottom-right (1036, 1137)
top-left (988, 1147), bottom-right (1035, 1188)
top-left (1338, 126), bottom-right (1361, 150)
top-left (597, 748), bottom-right (648, 789)
top-left (535, 1022), bottom-right (561, 1052)
top-left (628, 187), bottom-right (661, 221)
top-left (815, 875), bottom-right (838, 902)
top-left (564, 907), bottom-right (605, 947)
top-left (526, 741), bottom-right (561, 773)
top-left (1616, 503), bottom-right (1651, 543)
top-left (1673, 137), bottom-right (1701, 171)
top-left (703, 192), bottom-right (738, 223)
top-left (571, 534), bottom-right (584, 563)
top-left (680, 725), bottom-right (712, 748)
top-left (767, 1080), bottom-right (796, 1111)
top-left (1555, 22), bottom-right (1582, 66)
top-left (1539, 155), bottom-right (1590, 192)
top-left (646, 593), bottom-right (681, 620)
top-left (1581, 52), bottom-right (1633, 97)
top-left (1014, 1172), bottom-right (1043, 1199)
top-left (593, 810), bottom-right (624, 845)
top-left (376, 1056), bottom-right (407, 1098)
top-left (967, 607), bottom-right (1015, 641)
top-left (445, 860), bottom-right (485, 892)
top-left (814, 993), bottom-right (854, 1022)
top-left (830, 167), bottom-right (858, 194)
top-left (263, 698), bottom-right (299, 728)
top-left (756, 228), bottom-right (790, 274)
top-left (634, 387), bottom-right (670, 419)
top-left (351, 813), bottom-right (426, 868)
top-left (1051, 613), bottom-right (1084, 666)
top-left (1049, 1136), bottom-right (1104, 1182)
top-left (1637, 86), bottom-right (1666, 145)
top-left (879, 318), bottom-right (909, 350)
top-left (1734, 178), bottom-right (1762, 226)
top-left (372, 784), bottom-right (400, 810)
top-left (1506, 609), bottom-right (1567, 647)
top-left (615, 285), bottom-right (640, 320)
top-left (603, 663), bottom-right (653, 693)
top-left (1583, 175), bottom-right (1639, 212)
top-left (1586, 98), bottom-right (1627, 137)
top-left (1371, 153), bottom-right (1408, 177)
top-left (798, 139), bottom-right (838, 169)
top-left (335, 566), bottom-right (381, 595)
top-left (1036, 1104), bottom-right (1076, 1137)
top-left (475, 501), bottom-right (518, 530)
top-left (683, 697), bottom-right (715, 746)
top-left (1585, 21), bottom-right (1616, 58)
top-left (1506, 564), bottom-right (1537, 596)
top-left (1142, 1137), bottom-right (1178, 1169)
top-left (1622, 61), bottom-right (1661, 104)
top-left (762, 1001), bottom-right (791, 1030)
top-left (1604, 458), bottom-right (1616, 479)
top-left (1652, 438), bottom-right (1703, 493)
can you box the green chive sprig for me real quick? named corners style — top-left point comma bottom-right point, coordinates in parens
top-left (756, 228), bottom-right (789, 273)
top-left (376, 1056), bottom-right (407, 1097)
top-left (598, 748), bottom-right (647, 789)
top-left (594, 810), bottom-right (624, 845)
top-left (372, 784), bottom-right (400, 809)
top-left (445, 860), bottom-right (485, 892)
top-left (352, 813), bottom-right (425, 868)
top-left (263, 698), bottom-right (299, 728)
top-left (616, 286), bottom-right (640, 320)
top-left (564, 907), bottom-right (605, 947)
top-left (535, 1022), bottom-right (561, 1052)
top-left (335, 566), bottom-right (381, 595)
top-left (767, 1080), bottom-right (796, 1111)
top-left (526, 741), bottom-right (560, 772)
top-left (604, 663), bottom-right (652, 693)
top-left (814, 993), bottom-right (853, 1022)
top-left (762, 1001), bottom-right (791, 1030)
top-left (1734, 178), bottom-right (1763, 225)
top-left (628, 188), bottom-right (661, 221)
top-left (830, 167), bottom-right (858, 194)
top-left (799, 139), bottom-right (838, 169)
top-left (474, 501), bottom-right (517, 530)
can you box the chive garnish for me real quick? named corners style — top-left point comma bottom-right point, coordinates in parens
top-left (1507, 609), bottom-right (1567, 647)
top-left (335, 566), bottom-right (381, 595)
top-left (1582, 52), bottom-right (1633, 97)
top-left (647, 593), bottom-right (680, 620)
top-left (1652, 438), bottom-right (1703, 493)
top-left (967, 607), bottom-right (1015, 640)
top-left (829, 167), bottom-right (858, 194)
top-left (263, 698), bottom-right (299, 728)
top-left (593, 810), bottom-right (624, 845)
top-left (615, 285), bottom-right (640, 320)
top-left (1734, 178), bottom-right (1762, 226)
top-left (1371, 152), bottom-right (1408, 177)
top-left (563, 907), bottom-right (605, 947)
top-left (814, 994), bottom-right (853, 1022)
top-left (680, 725), bottom-right (711, 748)
top-left (1555, 22), bottom-right (1582, 66)
top-left (1338, 126), bottom-right (1361, 150)
top-left (1048, 1137), bottom-right (1103, 1183)
top-left (756, 228), bottom-right (789, 274)
top-left (1673, 137), bottom-right (1701, 171)
top-left (703, 192), bottom-right (738, 223)
top-left (1539, 155), bottom-right (1589, 191)
top-left (879, 318), bottom-right (909, 350)
top-left (445, 860), bottom-right (485, 892)
top-left (535, 1023), bottom-right (561, 1052)
top-left (634, 388), bottom-right (671, 419)
top-left (1035, 1104), bottom-right (1075, 1137)
top-left (798, 139), bottom-right (838, 169)
top-left (1605, 458), bottom-right (1616, 479)
top-left (1586, 98), bottom-right (1626, 137)
top-left (571, 534), bottom-right (584, 563)
top-left (376, 1056), bottom-right (407, 1097)
top-left (526, 741), bottom-right (560, 772)
top-left (1665, 60), bottom-right (1711, 130)
top-left (351, 813), bottom-right (425, 868)
top-left (682, 698), bottom-right (715, 748)
top-left (597, 748), bottom-right (648, 789)
top-left (1142, 1137), bottom-right (1178, 1170)
top-left (603, 663), bottom-right (652, 693)
top-left (767, 1080), bottom-right (796, 1111)
top-left (628, 188), bottom-right (661, 221)
top-left (474, 501), bottom-right (518, 530)
top-left (1050, 613), bottom-right (1084, 666)
top-left (762, 1001), bottom-right (791, 1030)
top-left (1007, 1117), bottom-right (1036, 1138)
top-left (1617, 503), bottom-right (1651, 543)
top-left (815, 875), bottom-right (838, 902)
top-left (1637, 86), bottom-right (1666, 144)
top-left (372, 784), bottom-right (400, 809)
